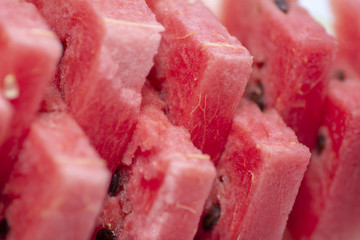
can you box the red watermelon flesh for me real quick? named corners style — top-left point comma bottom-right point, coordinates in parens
top-left (27, 0), bottom-right (163, 172)
top-left (1, 89), bottom-right (110, 240)
top-left (92, 83), bottom-right (216, 240)
top-left (0, 0), bottom-right (61, 190)
top-left (196, 99), bottom-right (310, 240)
top-left (332, 0), bottom-right (360, 77)
top-left (222, 0), bottom-right (336, 149)
top-left (0, 96), bottom-right (12, 146)
top-left (146, 0), bottom-right (252, 161)
top-left (288, 78), bottom-right (360, 240)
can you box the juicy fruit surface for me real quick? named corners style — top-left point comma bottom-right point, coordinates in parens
top-left (93, 84), bottom-right (216, 240)
top-left (0, 0), bottom-right (61, 190)
top-left (196, 100), bottom-right (310, 240)
top-left (27, 0), bottom-right (163, 173)
top-left (332, 0), bottom-right (360, 76)
top-left (148, 0), bottom-right (252, 162)
top-left (0, 96), bottom-right (12, 146)
top-left (288, 79), bottom-right (360, 240)
top-left (1, 106), bottom-right (110, 240)
top-left (222, 0), bottom-right (336, 149)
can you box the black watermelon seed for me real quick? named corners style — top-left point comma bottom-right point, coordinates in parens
top-left (249, 82), bottom-right (265, 111)
top-left (108, 170), bottom-right (120, 196)
top-left (335, 70), bottom-right (345, 81)
top-left (274, 0), bottom-right (288, 13)
top-left (0, 219), bottom-right (9, 239)
top-left (202, 205), bottom-right (221, 232)
top-left (96, 228), bottom-right (116, 240)
top-left (316, 133), bottom-right (326, 154)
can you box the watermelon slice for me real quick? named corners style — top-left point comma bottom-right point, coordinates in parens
top-left (0, 0), bottom-right (61, 189)
top-left (0, 87), bottom-right (110, 240)
top-left (146, 0), bottom-right (252, 161)
top-left (332, 0), bottom-right (360, 76)
top-left (27, 0), bottom-right (163, 172)
top-left (92, 83), bottom-right (216, 240)
top-left (222, 0), bottom-right (336, 149)
top-left (288, 78), bottom-right (360, 239)
top-left (196, 99), bottom-right (310, 240)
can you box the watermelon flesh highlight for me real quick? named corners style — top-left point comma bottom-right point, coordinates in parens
top-left (288, 78), bottom-right (360, 240)
top-left (92, 83), bottom-right (216, 240)
top-left (0, 0), bottom-right (61, 190)
top-left (331, 0), bottom-right (360, 77)
top-left (0, 87), bottom-right (110, 240)
top-left (0, 96), bottom-right (12, 146)
top-left (222, 0), bottom-right (336, 149)
top-left (147, 0), bottom-right (252, 162)
top-left (27, 0), bottom-right (163, 173)
top-left (195, 99), bottom-right (310, 240)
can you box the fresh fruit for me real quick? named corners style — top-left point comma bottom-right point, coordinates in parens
top-left (196, 99), bottom-right (310, 240)
top-left (0, 87), bottom-right (110, 240)
top-left (332, 0), bottom-right (360, 76)
top-left (288, 77), bottom-right (360, 240)
top-left (27, 0), bottom-right (163, 172)
top-left (92, 83), bottom-right (216, 240)
top-left (222, 0), bottom-right (336, 149)
top-left (147, 0), bottom-right (252, 162)
top-left (0, 0), bottom-right (61, 190)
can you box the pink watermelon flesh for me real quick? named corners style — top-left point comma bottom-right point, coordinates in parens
top-left (0, 0), bottom-right (61, 190)
top-left (0, 96), bottom-right (12, 145)
top-left (196, 99), bottom-right (310, 240)
top-left (332, 0), bottom-right (360, 77)
top-left (92, 83), bottom-right (216, 240)
top-left (222, 0), bottom-right (336, 149)
top-left (27, 0), bottom-right (163, 172)
top-left (146, 0), bottom-right (252, 161)
top-left (0, 88), bottom-right (110, 240)
top-left (288, 78), bottom-right (360, 240)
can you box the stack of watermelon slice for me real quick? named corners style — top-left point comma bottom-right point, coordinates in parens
top-left (0, 0), bottom-right (359, 239)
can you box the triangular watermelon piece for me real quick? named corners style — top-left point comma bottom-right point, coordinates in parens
top-left (288, 78), bottom-right (360, 239)
top-left (92, 83), bottom-right (216, 240)
top-left (222, 0), bottom-right (336, 149)
top-left (146, 0), bottom-right (252, 162)
top-left (0, 87), bottom-right (110, 240)
top-left (0, 0), bottom-right (61, 190)
top-left (196, 99), bottom-right (310, 240)
top-left (27, 0), bottom-right (163, 172)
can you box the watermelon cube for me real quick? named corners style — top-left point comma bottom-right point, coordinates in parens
top-left (222, 0), bottom-right (336, 149)
top-left (27, 0), bottom-right (163, 172)
top-left (1, 88), bottom-right (110, 240)
top-left (332, 0), bottom-right (360, 76)
top-left (147, 0), bottom-right (252, 161)
top-left (196, 100), bottom-right (310, 240)
top-left (92, 83), bottom-right (216, 240)
top-left (0, 0), bottom-right (61, 190)
top-left (288, 78), bottom-right (360, 239)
